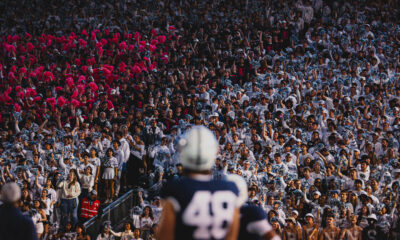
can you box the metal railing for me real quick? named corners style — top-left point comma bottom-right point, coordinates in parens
top-left (84, 189), bottom-right (135, 238)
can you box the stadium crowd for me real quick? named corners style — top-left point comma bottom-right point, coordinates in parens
top-left (0, 0), bottom-right (400, 239)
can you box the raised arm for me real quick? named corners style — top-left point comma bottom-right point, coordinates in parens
top-left (156, 200), bottom-right (176, 240)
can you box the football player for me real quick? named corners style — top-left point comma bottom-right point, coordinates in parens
top-left (157, 126), bottom-right (241, 240)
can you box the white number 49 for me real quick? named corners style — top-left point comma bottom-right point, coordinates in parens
top-left (182, 191), bottom-right (237, 239)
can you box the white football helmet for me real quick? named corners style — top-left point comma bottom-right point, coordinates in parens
top-left (225, 174), bottom-right (248, 207)
top-left (178, 126), bottom-right (218, 171)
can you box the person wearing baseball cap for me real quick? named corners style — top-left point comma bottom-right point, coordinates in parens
top-left (302, 213), bottom-right (318, 240)
top-left (282, 217), bottom-right (301, 239)
top-left (290, 210), bottom-right (302, 233)
top-left (362, 214), bottom-right (385, 239)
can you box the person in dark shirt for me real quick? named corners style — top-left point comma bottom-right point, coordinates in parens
top-left (157, 126), bottom-right (241, 240)
top-left (362, 214), bottom-right (386, 240)
top-left (0, 182), bottom-right (38, 240)
top-left (240, 204), bottom-right (281, 240)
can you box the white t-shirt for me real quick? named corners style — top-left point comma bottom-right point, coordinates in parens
top-left (90, 157), bottom-right (101, 177)
top-left (140, 216), bottom-right (154, 229)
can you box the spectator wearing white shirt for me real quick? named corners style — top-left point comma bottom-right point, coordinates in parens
top-left (112, 140), bottom-right (125, 197)
top-left (102, 148), bottom-right (119, 204)
top-left (150, 137), bottom-right (171, 169)
top-left (116, 131), bottom-right (130, 193)
top-left (57, 170), bottom-right (81, 228)
top-left (89, 148), bottom-right (101, 190)
top-left (77, 166), bottom-right (95, 198)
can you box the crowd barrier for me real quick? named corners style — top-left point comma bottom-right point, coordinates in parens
top-left (83, 189), bottom-right (136, 238)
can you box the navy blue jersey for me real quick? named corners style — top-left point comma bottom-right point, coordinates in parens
top-left (239, 205), bottom-right (272, 240)
top-left (161, 176), bottom-right (239, 240)
top-left (0, 205), bottom-right (38, 240)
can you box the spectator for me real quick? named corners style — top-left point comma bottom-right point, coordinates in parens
top-left (80, 190), bottom-right (100, 221)
top-left (32, 199), bottom-right (47, 239)
top-left (96, 221), bottom-right (114, 240)
top-left (302, 213), bottom-right (318, 240)
top-left (102, 148), bottom-right (118, 204)
top-left (133, 228), bottom-right (143, 240)
top-left (110, 221), bottom-right (134, 240)
top-left (75, 223), bottom-right (91, 240)
top-left (340, 215), bottom-right (363, 240)
top-left (58, 170), bottom-right (81, 228)
top-left (56, 221), bottom-right (75, 239)
top-left (320, 215), bottom-right (340, 240)
top-left (139, 205), bottom-right (154, 239)
top-left (77, 165), bottom-right (95, 199)
top-left (282, 218), bottom-right (301, 240)
top-left (362, 214), bottom-right (386, 240)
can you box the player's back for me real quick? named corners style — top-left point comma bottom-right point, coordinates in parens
top-left (161, 175), bottom-right (239, 240)
top-left (239, 204), bottom-right (272, 240)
